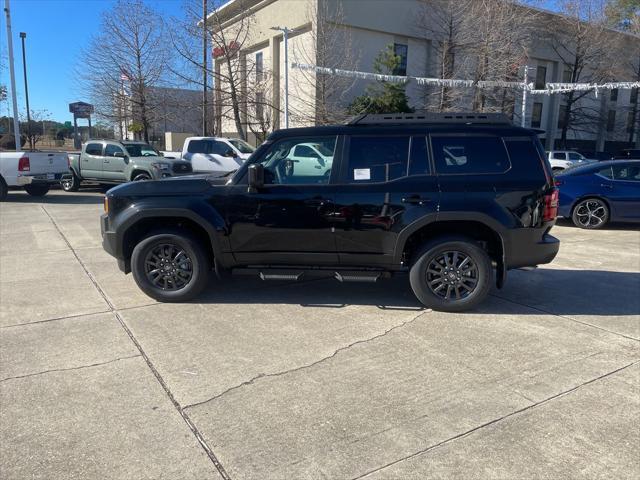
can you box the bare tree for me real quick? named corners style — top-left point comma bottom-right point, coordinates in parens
top-left (289, 1), bottom-right (359, 125)
top-left (548, 0), bottom-right (617, 147)
top-left (77, 0), bottom-right (169, 142)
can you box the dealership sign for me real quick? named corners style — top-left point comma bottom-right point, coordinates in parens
top-left (212, 41), bottom-right (240, 59)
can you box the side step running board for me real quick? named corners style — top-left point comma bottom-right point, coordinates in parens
top-left (259, 272), bottom-right (304, 281)
top-left (334, 272), bottom-right (381, 283)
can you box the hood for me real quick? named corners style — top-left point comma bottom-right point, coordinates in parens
top-left (108, 174), bottom-right (213, 196)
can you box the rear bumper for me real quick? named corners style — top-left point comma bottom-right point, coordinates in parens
top-left (504, 226), bottom-right (560, 269)
top-left (16, 172), bottom-right (65, 186)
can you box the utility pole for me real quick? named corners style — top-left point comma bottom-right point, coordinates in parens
top-left (3, 0), bottom-right (21, 150)
top-left (202, 0), bottom-right (208, 136)
top-left (270, 26), bottom-right (295, 129)
top-left (521, 65), bottom-right (529, 128)
top-left (19, 32), bottom-right (32, 149)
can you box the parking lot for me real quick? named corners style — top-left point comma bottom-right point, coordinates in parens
top-left (0, 188), bottom-right (638, 479)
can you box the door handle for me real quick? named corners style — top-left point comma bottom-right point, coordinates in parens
top-left (600, 183), bottom-right (613, 189)
top-left (104, 159), bottom-right (110, 163)
top-left (402, 195), bottom-right (431, 206)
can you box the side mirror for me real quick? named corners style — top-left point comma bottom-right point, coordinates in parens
top-left (225, 149), bottom-right (237, 158)
top-left (247, 164), bottom-right (264, 193)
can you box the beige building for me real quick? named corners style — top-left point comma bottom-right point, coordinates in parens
top-left (208, 0), bottom-right (639, 154)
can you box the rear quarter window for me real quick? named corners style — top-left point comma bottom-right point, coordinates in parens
top-left (504, 136), bottom-right (551, 181)
top-left (85, 143), bottom-right (103, 156)
top-left (431, 135), bottom-right (510, 175)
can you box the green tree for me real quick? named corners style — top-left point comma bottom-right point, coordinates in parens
top-left (347, 45), bottom-right (413, 115)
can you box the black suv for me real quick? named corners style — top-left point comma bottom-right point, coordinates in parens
top-left (101, 113), bottom-right (560, 312)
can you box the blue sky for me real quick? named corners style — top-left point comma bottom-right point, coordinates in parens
top-left (1, 0), bottom-right (559, 124)
top-left (1, 0), bottom-right (186, 123)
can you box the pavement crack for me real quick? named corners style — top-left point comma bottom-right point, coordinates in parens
top-left (41, 206), bottom-right (233, 480)
top-left (490, 293), bottom-right (640, 343)
top-left (351, 360), bottom-right (640, 480)
top-left (0, 355), bottom-right (141, 383)
top-left (184, 310), bottom-right (430, 410)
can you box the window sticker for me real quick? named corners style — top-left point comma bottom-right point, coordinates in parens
top-left (354, 168), bottom-right (371, 181)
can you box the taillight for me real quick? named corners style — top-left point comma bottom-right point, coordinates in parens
top-left (543, 188), bottom-right (559, 222)
top-left (18, 156), bottom-right (30, 172)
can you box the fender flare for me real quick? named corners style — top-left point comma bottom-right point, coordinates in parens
top-left (115, 205), bottom-right (227, 263)
top-left (393, 212), bottom-right (508, 288)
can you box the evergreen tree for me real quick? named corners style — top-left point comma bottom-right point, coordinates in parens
top-left (347, 45), bottom-right (413, 115)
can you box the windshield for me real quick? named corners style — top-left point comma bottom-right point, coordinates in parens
top-left (229, 139), bottom-right (255, 154)
top-left (124, 143), bottom-right (159, 157)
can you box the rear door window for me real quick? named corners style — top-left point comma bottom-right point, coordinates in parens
top-left (431, 135), bottom-right (510, 174)
top-left (597, 167), bottom-right (614, 179)
top-left (552, 152), bottom-right (566, 160)
top-left (85, 143), bottom-right (103, 156)
top-left (347, 136), bottom-right (410, 183)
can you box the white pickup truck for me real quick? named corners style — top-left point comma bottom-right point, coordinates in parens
top-left (161, 137), bottom-right (255, 174)
top-left (0, 150), bottom-right (69, 201)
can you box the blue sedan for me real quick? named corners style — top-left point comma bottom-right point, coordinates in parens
top-left (556, 160), bottom-right (640, 229)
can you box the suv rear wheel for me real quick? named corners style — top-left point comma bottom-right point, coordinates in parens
top-left (131, 230), bottom-right (211, 302)
top-left (409, 238), bottom-right (492, 312)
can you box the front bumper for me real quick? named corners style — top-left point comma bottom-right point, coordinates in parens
top-left (101, 213), bottom-right (130, 273)
top-left (16, 172), bottom-right (66, 185)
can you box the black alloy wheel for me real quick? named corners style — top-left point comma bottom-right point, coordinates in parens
top-left (131, 230), bottom-right (211, 302)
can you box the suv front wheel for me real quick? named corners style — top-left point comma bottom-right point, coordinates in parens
top-left (131, 230), bottom-right (211, 302)
top-left (409, 238), bottom-right (492, 312)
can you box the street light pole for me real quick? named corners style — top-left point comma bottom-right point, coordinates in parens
top-left (202, 0), bottom-right (208, 136)
top-left (271, 26), bottom-right (295, 129)
top-left (19, 31), bottom-right (32, 149)
top-left (3, 0), bottom-right (21, 150)
top-left (521, 65), bottom-right (529, 128)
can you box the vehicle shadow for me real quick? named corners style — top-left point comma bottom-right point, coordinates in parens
top-left (556, 218), bottom-right (640, 231)
top-left (196, 268), bottom-right (640, 317)
top-left (2, 190), bottom-right (104, 205)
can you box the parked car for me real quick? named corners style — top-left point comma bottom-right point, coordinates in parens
top-left (101, 113), bottom-right (560, 312)
top-left (612, 149), bottom-right (640, 160)
top-left (61, 140), bottom-right (193, 191)
top-left (161, 137), bottom-right (255, 174)
top-left (284, 141), bottom-right (334, 176)
top-left (0, 150), bottom-right (68, 201)
top-left (546, 150), bottom-right (595, 172)
top-left (556, 160), bottom-right (640, 229)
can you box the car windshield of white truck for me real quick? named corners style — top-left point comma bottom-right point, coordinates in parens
top-left (229, 139), bottom-right (255, 154)
top-left (125, 144), bottom-right (158, 157)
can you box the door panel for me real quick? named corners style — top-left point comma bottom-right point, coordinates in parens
top-left (102, 144), bottom-right (128, 181)
top-left (81, 142), bottom-right (104, 178)
top-left (223, 135), bottom-right (341, 265)
top-left (333, 135), bottom-right (439, 265)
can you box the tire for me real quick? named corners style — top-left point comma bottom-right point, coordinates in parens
top-left (131, 230), bottom-right (211, 302)
top-left (24, 184), bottom-right (50, 197)
top-left (0, 177), bottom-right (8, 202)
top-left (132, 172), bottom-right (152, 181)
top-left (61, 172), bottom-right (81, 192)
top-left (409, 237), bottom-right (492, 312)
top-left (571, 198), bottom-right (609, 229)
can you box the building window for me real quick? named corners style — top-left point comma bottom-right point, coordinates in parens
top-left (255, 91), bottom-right (264, 122)
top-left (535, 66), bottom-right (547, 90)
top-left (531, 102), bottom-right (543, 128)
top-left (628, 111), bottom-right (636, 134)
top-left (631, 88), bottom-right (638, 104)
top-left (607, 110), bottom-right (616, 132)
top-left (558, 105), bottom-right (568, 129)
top-left (610, 89), bottom-right (618, 102)
top-left (255, 52), bottom-right (264, 83)
top-left (562, 70), bottom-right (572, 83)
top-left (393, 43), bottom-right (408, 76)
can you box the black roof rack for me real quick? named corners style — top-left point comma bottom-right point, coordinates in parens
top-left (346, 112), bottom-right (513, 126)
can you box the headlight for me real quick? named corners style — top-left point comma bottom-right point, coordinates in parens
top-left (151, 162), bottom-right (170, 170)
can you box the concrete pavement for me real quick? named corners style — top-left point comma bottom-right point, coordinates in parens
top-left (0, 189), bottom-right (638, 479)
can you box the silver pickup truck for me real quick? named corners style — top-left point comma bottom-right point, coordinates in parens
top-left (62, 140), bottom-right (192, 192)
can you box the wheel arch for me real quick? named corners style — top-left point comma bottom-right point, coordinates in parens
top-left (116, 207), bottom-right (226, 273)
top-left (395, 214), bottom-right (507, 288)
